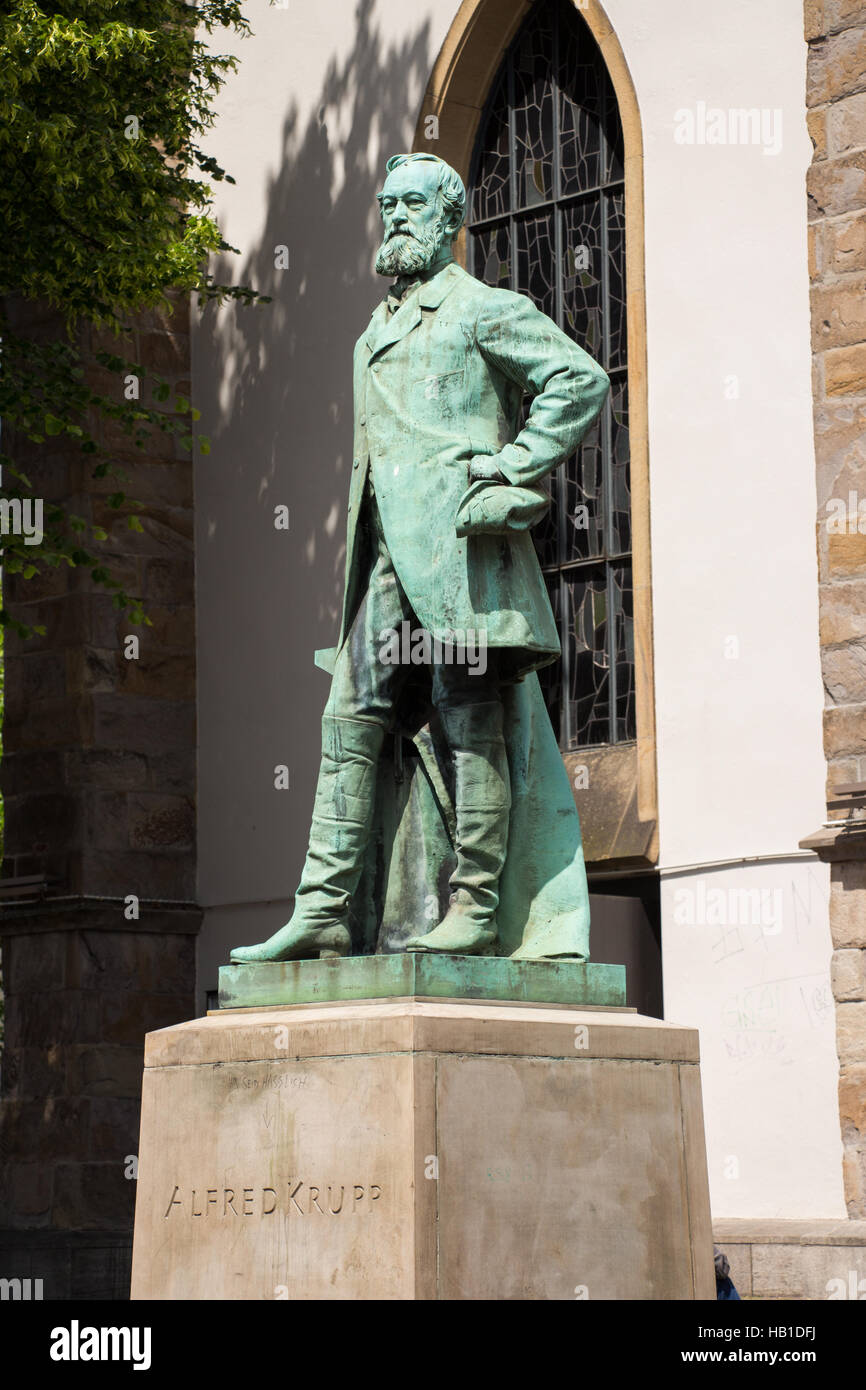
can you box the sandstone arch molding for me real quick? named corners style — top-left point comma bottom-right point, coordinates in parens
top-left (412, 0), bottom-right (657, 863)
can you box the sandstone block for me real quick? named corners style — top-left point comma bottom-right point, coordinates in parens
top-left (832, 947), bottom-right (866, 998)
top-left (822, 638), bottom-right (866, 701)
top-left (812, 274), bottom-right (866, 350)
top-left (89, 1097), bottom-right (142, 1159)
top-left (752, 1241), bottom-right (866, 1298)
top-left (830, 864), bottom-right (866, 945)
top-left (820, 580), bottom-right (866, 643)
top-left (53, 1163), bottom-right (136, 1231)
top-left (131, 999), bottom-right (715, 1301)
top-left (2, 932), bottom-right (68, 994)
top-left (808, 149), bottom-right (866, 218)
top-left (829, 89), bottom-right (866, 153)
top-left (808, 28), bottom-right (866, 106)
top-left (100, 991), bottom-right (191, 1048)
top-left (826, 341), bottom-right (866, 394)
top-left (67, 1045), bottom-right (145, 1100)
top-left (91, 695), bottom-right (195, 755)
top-left (822, 209), bottom-right (866, 275)
top-left (839, 1061), bottom-right (866, 1131)
top-left (808, 106), bottom-right (828, 161)
top-left (806, 0), bottom-right (826, 39)
top-left (118, 651), bottom-right (195, 701)
top-left (144, 558), bottom-right (194, 605)
top-left (827, 1), bottom-right (866, 35)
top-left (79, 848), bottom-right (194, 900)
top-left (127, 794), bottom-right (195, 850)
top-left (838, 1000), bottom-right (866, 1060)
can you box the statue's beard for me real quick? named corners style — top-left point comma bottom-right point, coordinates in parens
top-left (375, 218), bottom-right (447, 277)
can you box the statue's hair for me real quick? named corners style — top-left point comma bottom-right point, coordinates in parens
top-left (377, 153), bottom-right (466, 233)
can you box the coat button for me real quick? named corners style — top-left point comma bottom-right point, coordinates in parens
top-left (372, 364), bottom-right (380, 374)
top-left (353, 458), bottom-right (360, 469)
top-left (360, 415), bottom-right (366, 426)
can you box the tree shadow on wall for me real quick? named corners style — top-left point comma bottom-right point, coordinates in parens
top-left (198, 0), bottom-right (433, 628)
top-left (192, 0), bottom-right (434, 903)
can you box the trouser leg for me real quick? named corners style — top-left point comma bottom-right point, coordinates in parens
top-left (291, 710), bottom-right (387, 907)
top-left (405, 662), bottom-right (511, 955)
top-left (230, 487), bottom-right (411, 963)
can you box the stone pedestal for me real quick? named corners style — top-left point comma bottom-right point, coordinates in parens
top-left (131, 983), bottom-right (715, 1299)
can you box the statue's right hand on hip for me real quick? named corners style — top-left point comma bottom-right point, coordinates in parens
top-left (468, 455), bottom-right (507, 483)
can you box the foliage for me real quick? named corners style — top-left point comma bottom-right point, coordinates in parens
top-left (0, 1), bottom-right (267, 635)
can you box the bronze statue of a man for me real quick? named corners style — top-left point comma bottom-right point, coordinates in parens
top-left (231, 152), bottom-right (609, 964)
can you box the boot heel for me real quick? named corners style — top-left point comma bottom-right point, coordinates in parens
top-left (316, 923), bottom-right (351, 959)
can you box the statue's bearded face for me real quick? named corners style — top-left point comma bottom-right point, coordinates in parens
top-left (375, 163), bottom-right (452, 277)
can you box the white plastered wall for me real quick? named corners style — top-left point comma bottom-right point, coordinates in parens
top-left (195, 0), bottom-right (844, 1217)
top-left (604, 0), bottom-right (842, 1217)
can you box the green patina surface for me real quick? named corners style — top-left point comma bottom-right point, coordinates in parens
top-left (228, 154), bottom-right (612, 969)
top-left (218, 954), bottom-right (626, 1010)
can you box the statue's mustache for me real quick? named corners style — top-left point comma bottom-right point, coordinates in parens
top-left (375, 220), bottom-right (443, 276)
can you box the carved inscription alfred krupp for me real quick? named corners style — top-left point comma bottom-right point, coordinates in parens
top-left (163, 1180), bottom-right (383, 1218)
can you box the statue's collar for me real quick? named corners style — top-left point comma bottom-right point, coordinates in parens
top-left (382, 260), bottom-right (460, 312)
top-left (416, 260), bottom-right (461, 309)
top-left (366, 262), bottom-right (462, 355)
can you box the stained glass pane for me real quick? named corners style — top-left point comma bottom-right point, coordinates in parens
top-left (562, 197), bottom-right (602, 360)
top-left (472, 223), bottom-right (511, 290)
top-left (613, 563), bottom-right (635, 741)
top-left (559, 4), bottom-right (603, 195)
top-left (609, 376), bottom-right (630, 555)
top-left (533, 472), bottom-right (560, 570)
top-left (469, 0), bottom-right (633, 748)
top-left (607, 190), bottom-right (627, 371)
top-left (604, 70), bottom-right (625, 183)
top-left (516, 212), bottom-right (556, 321)
top-left (530, 388), bottom-right (560, 570)
top-left (512, 7), bottom-right (555, 209)
top-left (564, 413), bottom-right (604, 562)
top-left (472, 76), bottom-right (511, 223)
top-left (566, 569), bottom-right (610, 746)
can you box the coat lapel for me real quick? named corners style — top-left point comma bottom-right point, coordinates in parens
top-left (417, 261), bottom-right (463, 311)
top-left (363, 299), bottom-right (389, 354)
top-left (367, 295), bottom-right (422, 360)
top-left (364, 261), bottom-right (463, 360)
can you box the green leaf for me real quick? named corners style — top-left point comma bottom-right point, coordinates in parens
top-left (0, 0), bottom-right (264, 640)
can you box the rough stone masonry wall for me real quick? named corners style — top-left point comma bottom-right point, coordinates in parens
top-left (806, 0), bottom-right (866, 1217)
top-left (0, 293), bottom-right (199, 1297)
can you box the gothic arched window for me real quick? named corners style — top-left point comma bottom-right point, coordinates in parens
top-left (468, 0), bottom-right (633, 748)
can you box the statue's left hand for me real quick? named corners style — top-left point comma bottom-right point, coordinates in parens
top-left (469, 455), bottom-right (507, 483)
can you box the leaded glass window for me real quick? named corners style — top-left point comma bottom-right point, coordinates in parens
top-left (468, 0), bottom-right (634, 747)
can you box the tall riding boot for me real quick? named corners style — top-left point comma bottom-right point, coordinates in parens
top-left (231, 714), bottom-right (386, 962)
top-left (405, 701), bottom-right (511, 955)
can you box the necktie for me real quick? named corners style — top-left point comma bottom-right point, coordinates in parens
top-left (387, 276), bottom-right (422, 315)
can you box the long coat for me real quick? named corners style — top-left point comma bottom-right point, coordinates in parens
top-left (314, 258), bottom-right (609, 959)
top-left (329, 258), bottom-right (610, 680)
